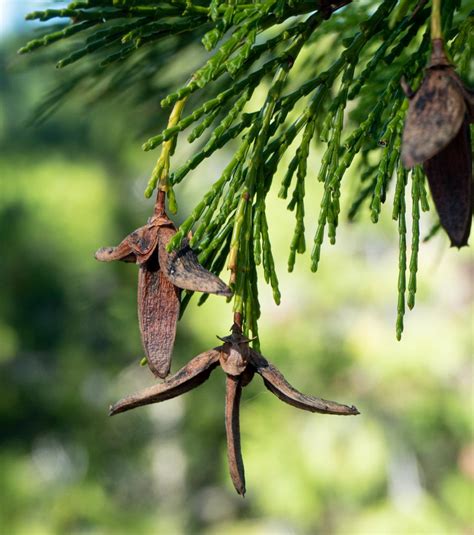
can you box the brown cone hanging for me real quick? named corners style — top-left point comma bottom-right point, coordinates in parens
top-left (109, 324), bottom-right (359, 496)
top-left (95, 192), bottom-right (231, 378)
top-left (401, 39), bottom-right (473, 248)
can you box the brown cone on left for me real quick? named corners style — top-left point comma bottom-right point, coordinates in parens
top-left (95, 208), bottom-right (231, 379)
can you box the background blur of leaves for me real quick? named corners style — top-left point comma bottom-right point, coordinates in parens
top-left (0, 6), bottom-right (473, 535)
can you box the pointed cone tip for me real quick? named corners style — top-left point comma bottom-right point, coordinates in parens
top-left (94, 247), bottom-right (114, 261)
top-left (332, 403), bottom-right (359, 415)
top-left (232, 481), bottom-right (246, 496)
top-left (450, 240), bottom-right (468, 249)
top-left (153, 369), bottom-right (170, 379)
top-left (109, 402), bottom-right (128, 416)
top-left (218, 287), bottom-right (233, 298)
top-left (94, 248), bottom-right (105, 260)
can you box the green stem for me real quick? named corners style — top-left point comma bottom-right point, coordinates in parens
top-left (431, 0), bottom-right (442, 40)
top-left (144, 96), bottom-right (188, 203)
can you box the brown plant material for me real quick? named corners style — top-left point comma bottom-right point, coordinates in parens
top-left (110, 349), bottom-right (221, 412)
top-left (225, 375), bottom-right (245, 495)
top-left (109, 326), bottom-right (359, 496)
top-left (95, 195), bottom-right (231, 378)
top-left (401, 39), bottom-right (473, 247)
top-left (423, 119), bottom-right (472, 247)
top-left (137, 263), bottom-right (180, 379)
top-left (401, 39), bottom-right (472, 167)
top-left (158, 226), bottom-right (231, 296)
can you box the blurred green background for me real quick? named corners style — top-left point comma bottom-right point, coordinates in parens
top-left (0, 8), bottom-right (473, 535)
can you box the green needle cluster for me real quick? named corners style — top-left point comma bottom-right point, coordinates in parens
top-left (20, 0), bottom-right (471, 339)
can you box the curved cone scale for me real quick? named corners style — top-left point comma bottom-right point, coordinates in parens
top-left (158, 227), bottom-right (232, 297)
top-left (127, 224), bottom-right (162, 263)
top-left (249, 350), bottom-right (359, 415)
top-left (109, 349), bottom-right (221, 415)
top-left (94, 216), bottom-right (173, 265)
top-left (95, 236), bottom-right (137, 263)
top-left (94, 225), bottom-right (159, 264)
top-left (402, 67), bottom-right (466, 168)
top-left (225, 375), bottom-right (246, 496)
top-left (424, 119), bottom-right (473, 247)
top-left (137, 260), bottom-right (180, 378)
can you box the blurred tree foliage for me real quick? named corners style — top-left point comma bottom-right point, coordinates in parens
top-left (1, 21), bottom-right (473, 532)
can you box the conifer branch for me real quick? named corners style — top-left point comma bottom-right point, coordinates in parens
top-left (20, 0), bottom-right (472, 338)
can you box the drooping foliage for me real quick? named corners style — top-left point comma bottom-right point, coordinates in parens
top-left (20, 0), bottom-right (473, 339)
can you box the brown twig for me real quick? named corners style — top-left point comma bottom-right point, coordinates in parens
top-left (155, 189), bottom-right (166, 217)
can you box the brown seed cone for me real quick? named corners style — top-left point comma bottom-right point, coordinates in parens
top-left (423, 118), bottom-right (473, 247)
top-left (401, 41), bottom-right (467, 168)
top-left (109, 329), bottom-right (359, 495)
top-left (401, 38), bottom-right (473, 247)
top-left (96, 215), bottom-right (231, 378)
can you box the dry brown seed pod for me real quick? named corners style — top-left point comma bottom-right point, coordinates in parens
top-left (109, 329), bottom-right (359, 495)
top-left (401, 40), bottom-right (469, 168)
top-left (401, 38), bottom-right (473, 247)
top-left (95, 209), bottom-right (231, 378)
top-left (423, 118), bottom-right (472, 247)
top-left (95, 216), bottom-right (179, 378)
